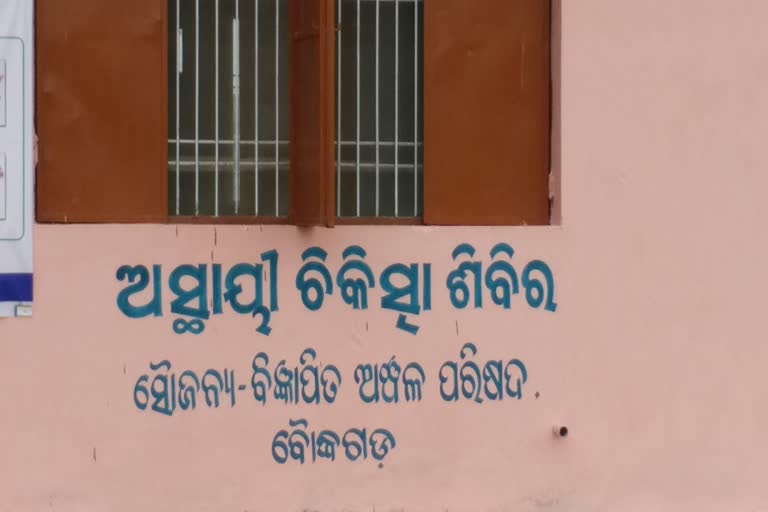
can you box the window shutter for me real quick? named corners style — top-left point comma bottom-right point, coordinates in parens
top-left (423, 0), bottom-right (551, 225)
top-left (289, 0), bottom-right (335, 227)
top-left (36, 0), bottom-right (167, 223)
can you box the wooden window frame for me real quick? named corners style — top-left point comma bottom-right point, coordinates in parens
top-left (35, 0), bottom-right (552, 227)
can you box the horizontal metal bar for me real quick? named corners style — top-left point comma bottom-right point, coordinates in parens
top-left (169, 139), bottom-right (421, 147)
top-left (170, 139), bottom-right (289, 145)
top-left (336, 162), bottom-right (424, 170)
top-left (173, 161), bottom-right (421, 169)
top-left (334, 141), bottom-right (423, 147)
top-left (172, 160), bottom-right (289, 167)
top-left (171, 160), bottom-right (421, 171)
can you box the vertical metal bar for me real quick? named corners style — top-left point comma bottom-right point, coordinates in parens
top-left (255, 0), bottom-right (260, 215)
top-left (175, 0), bottom-right (181, 215)
top-left (195, 0), bottom-right (200, 215)
top-left (233, 7), bottom-right (241, 214)
top-left (355, 0), bottom-right (361, 217)
top-left (413, 0), bottom-right (418, 216)
top-left (375, 0), bottom-right (380, 216)
top-left (275, 0), bottom-right (280, 215)
top-left (394, 0), bottom-right (399, 217)
top-left (336, 0), bottom-right (342, 217)
top-left (215, 0), bottom-right (220, 216)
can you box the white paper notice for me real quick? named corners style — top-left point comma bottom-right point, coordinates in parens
top-left (0, 59), bottom-right (6, 127)
top-left (0, 152), bottom-right (6, 220)
top-left (0, 39), bottom-right (24, 241)
top-left (0, 1), bottom-right (34, 317)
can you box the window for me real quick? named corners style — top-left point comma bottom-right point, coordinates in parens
top-left (36, 0), bottom-right (551, 226)
top-left (335, 0), bottom-right (423, 219)
top-left (169, 0), bottom-right (291, 217)
top-left (168, 0), bottom-right (422, 219)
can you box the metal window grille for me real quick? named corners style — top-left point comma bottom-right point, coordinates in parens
top-left (168, 0), bottom-right (422, 219)
top-left (168, 0), bottom-right (290, 217)
top-left (336, 0), bottom-right (424, 218)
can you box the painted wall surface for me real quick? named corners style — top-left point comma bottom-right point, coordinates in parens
top-left (2, 0), bottom-right (768, 510)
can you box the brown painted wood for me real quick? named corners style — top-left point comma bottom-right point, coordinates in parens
top-left (423, 0), bottom-right (551, 225)
top-left (36, 0), bottom-right (168, 223)
top-left (289, 0), bottom-right (336, 227)
top-left (174, 216), bottom-right (290, 225)
top-left (335, 217), bottom-right (422, 226)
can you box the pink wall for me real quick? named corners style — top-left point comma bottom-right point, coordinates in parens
top-left (2, 0), bottom-right (768, 510)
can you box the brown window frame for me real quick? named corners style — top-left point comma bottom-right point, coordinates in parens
top-left (36, 0), bottom-right (551, 227)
